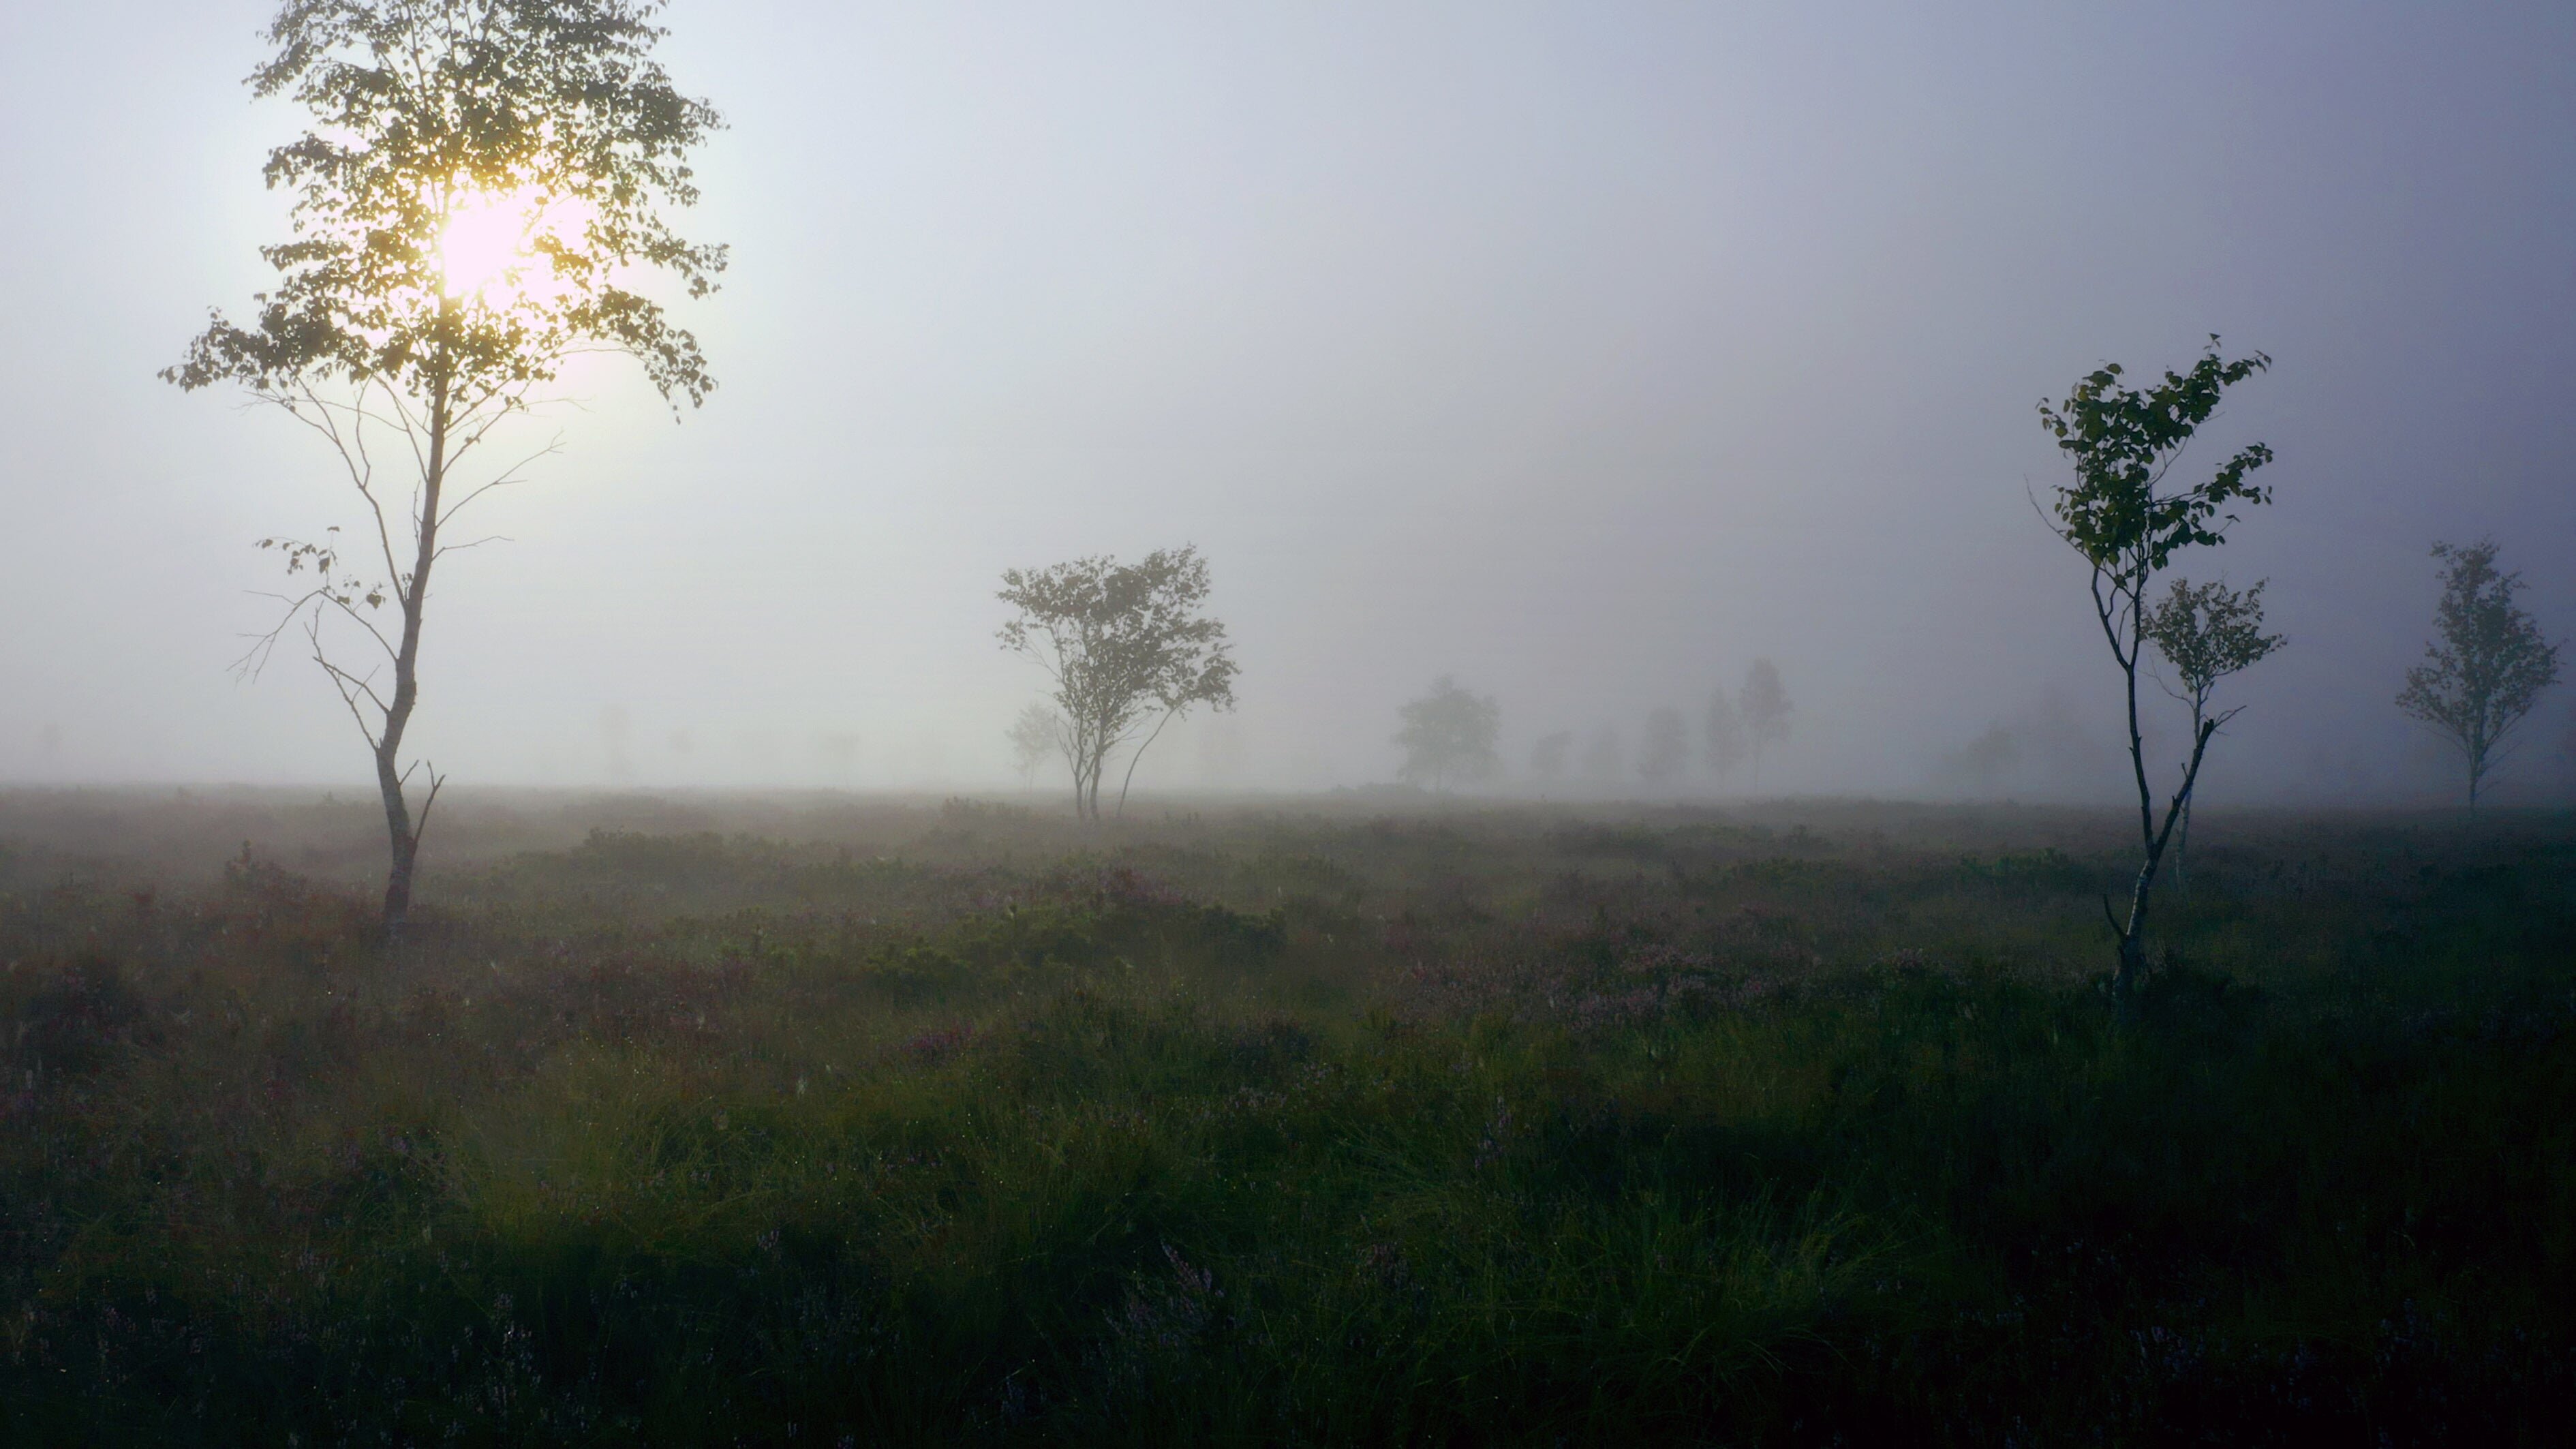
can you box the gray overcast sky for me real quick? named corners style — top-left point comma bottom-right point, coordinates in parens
top-left (1, 1), bottom-right (2570, 803)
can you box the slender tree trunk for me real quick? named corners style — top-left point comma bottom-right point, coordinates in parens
top-left (2173, 699), bottom-right (2205, 893)
top-left (2113, 717), bottom-right (2220, 1007)
top-left (376, 355), bottom-right (449, 937)
top-left (1115, 707), bottom-right (1177, 820)
top-left (2101, 578), bottom-right (2217, 1009)
top-left (2111, 641), bottom-right (2154, 1003)
top-left (2173, 795), bottom-right (2194, 893)
top-left (1065, 727), bottom-right (1088, 821)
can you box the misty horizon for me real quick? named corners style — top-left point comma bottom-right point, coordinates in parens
top-left (3, 1), bottom-right (2570, 806)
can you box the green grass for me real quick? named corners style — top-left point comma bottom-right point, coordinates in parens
top-left (1, 800), bottom-right (2571, 1443)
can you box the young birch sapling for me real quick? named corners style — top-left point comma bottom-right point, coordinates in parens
top-left (2141, 579), bottom-right (2284, 885)
top-left (1007, 703), bottom-right (1066, 794)
top-left (2395, 540), bottom-right (2563, 813)
top-left (2038, 338), bottom-right (2274, 1005)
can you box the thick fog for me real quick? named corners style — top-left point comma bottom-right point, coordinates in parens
top-left (2, 1), bottom-right (2571, 804)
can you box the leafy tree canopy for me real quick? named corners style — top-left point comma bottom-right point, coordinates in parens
top-left (1394, 677), bottom-right (1501, 791)
top-left (2040, 339), bottom-right (2271, 590)
top-left (165, 0), bottom-right (726, 412)
top-left (2145, 578), bottom-right (2284, 706)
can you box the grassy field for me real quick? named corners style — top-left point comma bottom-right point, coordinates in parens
top-left (1, 791), bottom-right (2570, 1444)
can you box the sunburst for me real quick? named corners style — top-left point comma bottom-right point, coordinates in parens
top-left (435, 183), bottom-right (589, 307)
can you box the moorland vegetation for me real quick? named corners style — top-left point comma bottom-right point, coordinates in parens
top-left (2, 794), bottom-right (2569, 1444)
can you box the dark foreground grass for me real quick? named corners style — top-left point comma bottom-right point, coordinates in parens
top-left (1, 798), bottom-right (2571, 1444)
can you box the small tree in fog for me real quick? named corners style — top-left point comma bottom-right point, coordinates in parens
top-left (1638, 706), bottom-right (1689, 789)
top-left (1530, 731), bottom-right (1573, 788)
top-left (164, 0), bottom-right (726, 937)
top-left (996, 547), bottom-right (1238, 821)
top-left (1740, 660), bottom-right (1792, 787)
top-left (2039, 338), bottom-right (2274, 1004)
top-left (1704, 685), bottom-right (1746, 784)
top-left (1394, 677), bottom-right (1501, 792)
top-left (2143, 578), bottom-right (2284, 882)
top-left (2395, 540), bottom-right (2562, 812)
top-left (1006, 703), bottom-right (1063, 793)
top-left (1941, 724), bottom-right (2021, 795)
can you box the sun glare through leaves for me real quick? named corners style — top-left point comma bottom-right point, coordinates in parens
top-left (434, 183), bottom-right (589, 309)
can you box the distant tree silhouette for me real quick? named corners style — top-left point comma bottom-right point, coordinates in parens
top-left (1704, 684), bottom-right (1747, 784)
top-left (1638, 706), bottom-right (1689, 789)
top-left (165, 0), bottom-right (726, 937)
top-left (2039, 337), bottom-right (2275, 1006)
top-left (2395, 540), bottom-right (2562, 812)
top-left (1940, 724), bottom-right (2021, 795)
top-left (1529, 731), bottom-right (1573, 789)
top-left (996, 547), bottom-right (1238, 821)
top-left (1739, 660), bottom-right (1792, 787)
top-left (1006, 703), bottom-right (1063, 794)
top-left (2143, 578), bottom-right (2284, 882)
top-left (1394, 677), bottom-right (1501, 792)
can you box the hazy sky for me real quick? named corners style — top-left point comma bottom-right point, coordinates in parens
top-left (2, 1), bottom-right (2570, 803)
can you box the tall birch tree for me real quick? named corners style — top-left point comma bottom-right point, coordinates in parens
top-left (166, 0), bottom-right (726, 934)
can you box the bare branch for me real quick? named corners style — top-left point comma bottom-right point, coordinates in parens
top-left (232, 582), bottom-right (371, 681)
top-left (436, 433), bottom-right (562, 528)
top-left (413, 765), bottom-right (448, 840)
top-left (308, 622), bottom-right (386, 752)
